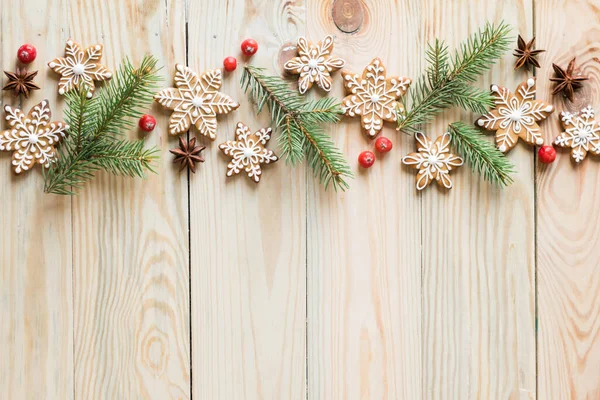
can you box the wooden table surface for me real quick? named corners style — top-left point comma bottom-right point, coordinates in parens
top-left (1, 0), bottom-right (599, 399)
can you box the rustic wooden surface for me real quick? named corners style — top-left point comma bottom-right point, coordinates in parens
top-left (0, 0), bottom-right (598, 399)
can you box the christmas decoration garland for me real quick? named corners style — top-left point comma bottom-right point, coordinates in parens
top-left (397, 22), bottom-right (515, 186)
top-left (43, 55), bottom-right (160, 195)
top-left (241, 65), bottom-right (351, 190)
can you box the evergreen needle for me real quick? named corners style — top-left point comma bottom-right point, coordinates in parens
top-left (448, 122), bottom-right (515, 186)
top-left (241, 66), bottom-right (352, 191)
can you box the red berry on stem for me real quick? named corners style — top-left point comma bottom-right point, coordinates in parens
top-left (241, 38), bottom-right (258, 56)
top-left (223, 56), bottom-right (237, 72)
top-left (17, 44), bottom-right (37, 64)
top-left (375, 136), bottom-right (393, 153)
top-left (358, 151), bottom-right (375, 168)
top-left (139, 114), bottom-right (157, 132)
top-left (538, 145), bottom-right (556, 164)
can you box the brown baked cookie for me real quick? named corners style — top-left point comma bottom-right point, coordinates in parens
top-left (219, 122), bottom-right (278, 183)
top-left (341, 58), bottom-right (411, 138)
top-left (284, 35), bottom-right (346, 94)
top-left (0, 100), bottom-right (68, 174)
top-left (476, 77), bottom-right (554, 153)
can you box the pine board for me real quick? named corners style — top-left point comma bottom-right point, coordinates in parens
top-left (0, 0), bottom-right (599, 399)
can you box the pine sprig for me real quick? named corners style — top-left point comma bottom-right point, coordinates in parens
top-left (43, 55), bottom-right (161, 195)
top-left (448, 121), bottom-right (515, 186)
top-left (398, 22), bottom-right (512, 133)
top-left (241, 66), bottom-right (352, 191)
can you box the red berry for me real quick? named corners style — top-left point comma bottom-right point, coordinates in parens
top-left (358, 151), bottom-right (375, 168)
top-left (223, 56), bottom-right (237, 72)
top-left (375, 137), bottom-right (393, 153)
top-left (17, 44), bottom-right (37, 64)
top-left (538, 145), bottom-right (556, 164)
top-left (139, 114), bottom-right (157, 132)
top-left (241, 38), bottom-right (258, 56)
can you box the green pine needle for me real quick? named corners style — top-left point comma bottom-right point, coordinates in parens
top-left (398, 21), bottom-right (512, 133)
top-left (43, 55), bottom-right (162, 195)
top-left (241, 65), bottom-right (352, 191)
top-left (448, 121), bottom-right (515, 186)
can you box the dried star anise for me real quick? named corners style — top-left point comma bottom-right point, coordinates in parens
top-left (550, 58), bottom-right (588, 102)
top-left (513, 35), bottom-right (545, 70)
top-left (170, 136), bottom-right (205, 173)
top-left (3, 68), bottom-right (40, 98)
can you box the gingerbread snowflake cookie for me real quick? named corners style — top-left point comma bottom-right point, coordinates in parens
top-left (284, 35), bottom-right (346, 94)
top-left (0, 100), bottom-right (68, 174)
top-left (476, 78), bottom-right (554, 153)
top-left (48, 39), bottom-right (112, 98)
top-left (154, 64), bottom-right (239, 139)
top-left (554, 105), bottom-right (600, 163)
top-left (342, 58), bottom-right (411, 138)
top-left (219, 122), bottom-right (278, 183)
top-left (402, 132), bottom-right (463, 191)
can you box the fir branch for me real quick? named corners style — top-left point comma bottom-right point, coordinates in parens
top-left (43, 55), bottom-right (161, 195)
top-left (398, 22), bottom-right (512, 133)
top-left (241, 66), bottom-right (352, 190)
top-left (447, 121), bottom-right (515, 186)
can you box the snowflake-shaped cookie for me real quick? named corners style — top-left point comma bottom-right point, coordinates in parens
top-left (219, 122), bottom-right (278, 183)
top-left (342, 58), bottom-right (411, 138)
top-left (154, 64), bottom-right (240, 139)
top-left (0, 100), bottom-right (68, 174)
top-left (554, 106), bottom-right (600, 163)
top-left (476, 78), bottom-right (554, 153)
top-left (284, 35), bottom-right (346, 94)
top-left (402, 132), bottom-right (463, 191)
top-left (48, 39), bottom-right (112, 98)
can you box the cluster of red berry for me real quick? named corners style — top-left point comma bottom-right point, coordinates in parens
top-left (358, 136), bottom-right (393, 168)
top-left (223, 38), bottom-right (259, 72)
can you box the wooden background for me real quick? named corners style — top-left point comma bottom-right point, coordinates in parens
top-left (1, 0), bottom-right (599, 398)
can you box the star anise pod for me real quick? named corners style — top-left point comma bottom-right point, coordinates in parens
top-left (550, 57), bottom-right (588, 102)
top-left (170, 136), bottom-right (205, 173)
top-left (3, 68), bottom-right (40, 98)
top-left (513, 35), bottom-right (545, 70)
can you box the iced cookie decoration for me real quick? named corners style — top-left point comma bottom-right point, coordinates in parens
top-left (0, 100), bottom-right (68, 174)
top-left (154, 64), bottom-right (240, 139)
top-left (219, 122), bottom-right (278, 183)
top-left (48, 39), bottom-right (112, 98)
top-left (284, 35), bottom-right (346, 94)
top-left (554, 106), bottom-right (600, 163)
top-left (402, 132), bottom-right (463, 191)
top-left (475, 78), bottom-right (554, 153)
top-left (341, 58), bottom-right (411, 138)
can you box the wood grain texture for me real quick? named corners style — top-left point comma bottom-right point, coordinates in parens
top-left (536, 0), bottom-right (600, 398)
top-left (0, 0), bottom-right (73, 399)
top-left (188, 0), bottom-right (307, 398)
top-left (420, 1), bottom-right (537, 399)
top-left (306, 1), bottom-right (423, 398)
top-left (69, 0), bottom-right (190, 398)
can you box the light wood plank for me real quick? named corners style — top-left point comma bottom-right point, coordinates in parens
top-left (189, 0), bottom-right (307, 398)
top-left (0, 0), bottom-right (73, 398)
top-left (536, 1), bottom-right (600, 398)
top-left (68, 0), bottom-right (190, 398)
top-left (306, 1), bottom-right (422, 398)
top-left (420, 2), bottom-right (536, 399)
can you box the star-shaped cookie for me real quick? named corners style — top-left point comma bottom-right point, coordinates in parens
top-left (284, 35), bottom-right (346, 94)
top-left (476, 78), bottom-right (554, 153)
top-left (402, 132), bottom-right (463, 191)
top-left (0, 100), bottom-right (69, 174)
top-left (48, 39), bottom-right (112, 98)
top-left (341, 58), bottom-right (411, 138)
top-left (154, 64), bottom-right (240, 139)
top-left (219, 122), bottom-right (278, 183)
top-left (554, 105), bottom-right (600, 163)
